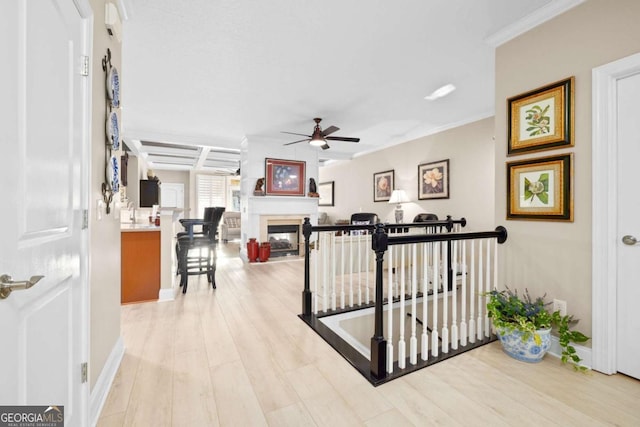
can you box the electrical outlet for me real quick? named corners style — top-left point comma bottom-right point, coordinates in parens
top-left (553, 299), bottom-right (567, 316)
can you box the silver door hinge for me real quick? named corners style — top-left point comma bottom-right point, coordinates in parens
top-left (81, 56), bottom-right (89, 76)
top-left (81, 362), bottom-right (88, 383)
top-left (82, 210), bottom-right (89, 229)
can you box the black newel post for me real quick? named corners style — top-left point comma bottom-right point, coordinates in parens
top-left (302, 217), bottom-right (313, 317)
top-left (370, 223), bottom-right (388, 379)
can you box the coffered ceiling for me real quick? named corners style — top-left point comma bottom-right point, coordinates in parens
top-left (120, 0), bottom-right (583, 173)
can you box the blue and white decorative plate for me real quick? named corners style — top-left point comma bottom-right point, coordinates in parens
top-left (110, 155), bottom-right (120, 193)
top-left (107, 67), bottom-right (120, 108)
top-left (106, 111), bottom-right (119, 150)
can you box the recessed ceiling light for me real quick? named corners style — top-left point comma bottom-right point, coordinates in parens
top-left (424, 84), bottom-right (456, 101)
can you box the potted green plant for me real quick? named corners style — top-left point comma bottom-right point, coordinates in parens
top-left (485, 287), bottom-right (590, 370)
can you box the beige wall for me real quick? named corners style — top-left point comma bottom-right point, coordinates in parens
top-left (89, 0), bottom-right (122, 389)
top-left (320, 117), bottom-right (495, 231)
top-left (495, 0), bottom-right (640, 339)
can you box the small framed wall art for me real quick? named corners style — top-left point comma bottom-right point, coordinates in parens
top-left (318, 181), bottom-right (334, 206)
top-left (418, 159), bottom-right (449, 200)
top-left (507, 77), bottom-right (574, 155)
top-left (373, 170), bottom-right (394, 202)
top-left (265, 158), bottom-right (306, 196)
top-left (506, 153), bottom-right (573, 221)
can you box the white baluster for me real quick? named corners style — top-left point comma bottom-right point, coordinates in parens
top-left (410, 243), bottom-right (418, 365)
top-left (398, 245), bottom-right (406, 369)
top-left (485, 238), bottom-right (491, 337)
top-left (357, 234), bottom-right (362, 305)
top-left (349, 232), bottom-right (353, 307)
top-left (330, 233), bottom-right (336, 311)
top-left (421, 242), bottom-right (429, 361)
top-left (431, 242), bottom-right (440, 358)
top-left (313, 234), bottom-right (319, 314)
top-left (477, 239), bottom-right (484, 339)
top-left (365, 234), bottom-right (370, 303)
top-left (442, 241), bottom-right (449, 353)
top-left (469, 239), bottom-right (476, 343)
top-left (451, 240), bottom-right (458, 350)
top-left (338, 232), bottom-right (346, 309)
top-left (322, 232), bottom-right (328, 312)
top-left (460, 239), bottom-right (468, 346)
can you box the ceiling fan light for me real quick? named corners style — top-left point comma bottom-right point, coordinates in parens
top-left (309, 134), bottom-right (325, 146)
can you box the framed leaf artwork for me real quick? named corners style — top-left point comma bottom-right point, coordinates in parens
top-left (506, 153), bottom-right (573, 221)
top-left (507, 77), bottom-right (574, 155)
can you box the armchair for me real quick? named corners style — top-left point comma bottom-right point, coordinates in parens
top-left (220, 211), bottom-right (241, 242)
top-left (413, 213), bottom-right (438, 222)
top-left (350, 212), bottom-right (378, 235)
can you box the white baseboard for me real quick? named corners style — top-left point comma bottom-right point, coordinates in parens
top-left (548, 335), bottom-right (592, 369)
top-left (158, 286), bottom-right (177, 302)
top-left (89, 337), bottom-right (124, 427)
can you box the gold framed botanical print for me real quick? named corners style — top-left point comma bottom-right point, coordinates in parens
top-left (506, 153), bottom-right (573, 221)
top-left (507, 77), bottom-right (574, 155)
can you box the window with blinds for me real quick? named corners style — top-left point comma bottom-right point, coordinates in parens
top-left (196, 174), bottom-right (226, 218)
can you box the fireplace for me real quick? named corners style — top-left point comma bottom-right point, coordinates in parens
top-left (267, 224), bottom-right (299, 257)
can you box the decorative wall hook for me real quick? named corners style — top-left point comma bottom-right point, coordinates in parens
top-left (101, 48), bottom-right (112, 72)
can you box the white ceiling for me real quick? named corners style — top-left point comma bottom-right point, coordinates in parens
top-left (120, 0), bottom-right (582, 173)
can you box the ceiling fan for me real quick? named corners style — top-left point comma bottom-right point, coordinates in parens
top-left (282, 118), bottom-right (360, 150)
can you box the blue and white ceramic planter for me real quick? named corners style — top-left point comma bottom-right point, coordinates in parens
top-left (495, 325), bottom-right (551, 363)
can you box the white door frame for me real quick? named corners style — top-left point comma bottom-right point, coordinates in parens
top-left (78, 0), bottom-right (92, 420)
top-left (592, 51), bottom-right (640, 374)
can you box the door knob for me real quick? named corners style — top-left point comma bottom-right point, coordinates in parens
top-left (622, 235), bottom-right (638, 246)
top-left (0, 274), bottom-right (44, 299)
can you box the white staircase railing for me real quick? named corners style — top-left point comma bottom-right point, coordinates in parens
top-left (300, 218), bottom-right (508, 383)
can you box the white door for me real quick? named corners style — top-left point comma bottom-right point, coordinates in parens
top-left (0, 0), bottom-right (89, 424)
top-left (161, 183), bottom-right (185, 208)
top-left (617, 71), bottom-right (640, 380)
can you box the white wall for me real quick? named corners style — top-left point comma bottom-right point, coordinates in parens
top-left (89, 0), bottom-right (122, 390)
top-left (319, 117), bottom-right (495, 231)
top-left (240, 137), bottom-right (320, 256)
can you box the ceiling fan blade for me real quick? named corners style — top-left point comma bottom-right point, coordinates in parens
top-left (321, 126), bottom-right (340, 137)
top-left (321, 143), bottom-right (330, 150)
top-left (325, 136), bottom-right (360, 143)
top-left (281, 131), bottom-right (312, 137)
top-left (284, 138), bottom-right (310, 146)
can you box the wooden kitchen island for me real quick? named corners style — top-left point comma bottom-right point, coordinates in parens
top-left (121, 225), bottom-right (160, 304)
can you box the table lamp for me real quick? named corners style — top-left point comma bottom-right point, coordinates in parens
top-left (389, 190), bottom-right (409, 223)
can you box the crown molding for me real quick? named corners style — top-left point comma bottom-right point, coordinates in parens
top-left (485, 0), bottom-right (586, 47)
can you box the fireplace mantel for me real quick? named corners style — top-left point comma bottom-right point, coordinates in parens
top-left (242, 195), bottom-right (318, 261)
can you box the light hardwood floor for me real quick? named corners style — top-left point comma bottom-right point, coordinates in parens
top-left (98, 243), bottom-right (640, 426)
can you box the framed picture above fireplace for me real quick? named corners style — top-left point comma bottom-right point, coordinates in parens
top-left (265, 158), bottom-right (306, 196)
